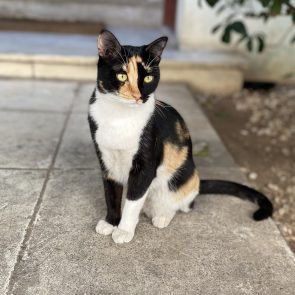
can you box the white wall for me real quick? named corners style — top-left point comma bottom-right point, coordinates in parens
top-left (176, 0), bottom-right (295, 83)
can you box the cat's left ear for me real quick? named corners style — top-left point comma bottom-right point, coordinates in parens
top-left (145, 36), bottom-right (168, 63)
top-left (98, 30), bottom-right (121, 60)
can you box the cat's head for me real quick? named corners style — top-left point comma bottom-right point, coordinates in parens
top-left (96, 30), bottom-right (168, 104)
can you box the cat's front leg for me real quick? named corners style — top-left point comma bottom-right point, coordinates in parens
top-left (112, 191), bottom-right (149, 243)
top-left (112, 165), bottom-right (154, 244)
top-left (96, 176), bottom-right (123, 236)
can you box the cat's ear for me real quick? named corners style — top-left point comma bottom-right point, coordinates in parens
top-left (97, 30), bottom-right (121, 60)
top-left (145, 36), bottom-right (168, 63)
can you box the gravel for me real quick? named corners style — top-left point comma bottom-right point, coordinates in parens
top-left (198, 85), bottom-right (295, 252)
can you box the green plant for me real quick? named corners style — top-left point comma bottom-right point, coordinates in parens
top-left (202, 0), bottom-right (295, 52)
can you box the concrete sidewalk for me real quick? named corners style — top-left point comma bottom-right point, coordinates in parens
top-left (0, 80), bottom-right (295, 295)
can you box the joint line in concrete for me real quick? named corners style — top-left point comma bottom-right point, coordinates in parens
top-left (5, 82), bottom-right (82, 295)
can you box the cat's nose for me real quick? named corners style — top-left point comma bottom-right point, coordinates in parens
top-left (132, 93), bottom-right (141, 100)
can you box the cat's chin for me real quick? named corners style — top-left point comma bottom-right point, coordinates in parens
top-left (106, 93), bottom-right (143, 106)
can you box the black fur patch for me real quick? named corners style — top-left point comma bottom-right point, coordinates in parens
top-left (88, 110), bottom-right (123, 225)
top-left (89, 89), bottom-right (97, 104)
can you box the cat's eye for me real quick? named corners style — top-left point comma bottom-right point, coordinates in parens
top-left (117, 73), bottom-right (127, 82)
top-left (144, 75), bottom-right (154, 83)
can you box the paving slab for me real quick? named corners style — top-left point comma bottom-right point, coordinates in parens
top-left (0, 111), bottom-right (65, 168)
top-left (7, 169), bottom-right (295, 295)
top-left (54, 113), bottom-right (97, 169)
top-left (0, 80), bottom-right (76, 112)
top-left (0, 170), bottom-right (46, 294)
top-left (72, 83), bottom-right (93, 114)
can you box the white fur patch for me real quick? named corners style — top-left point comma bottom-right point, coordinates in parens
top-left (119, 191), bottom-right (148, 231)
top-left (143, 164), bottom-right (199, 226)
top-left (112, 228), bottom-right (134, 244)
top-left (89, 90), bottom-right (155, 183)
top-left (96, 219), bottom-right (114, 235)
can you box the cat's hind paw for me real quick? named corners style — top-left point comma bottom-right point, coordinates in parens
top-left (152, 215), bottom-right (173, 229)
top-left (95, 220), bottom-right (114, 235)
top-left (112, 228), bottom-right (134, 244)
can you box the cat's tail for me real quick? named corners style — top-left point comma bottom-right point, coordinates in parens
top-left (199, 180), bottom-right (273, 221)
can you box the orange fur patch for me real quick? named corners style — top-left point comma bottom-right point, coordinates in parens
top-left (163, 142), bottom-right (188, 174)
top-left (119, 56), bottom-right (141, 100)
top-left (175, 172), bottom-right (200, 200)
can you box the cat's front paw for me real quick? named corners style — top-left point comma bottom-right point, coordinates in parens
top-left (96, 219), bottom-right (114, 235)
top-left (112, 228), bottom-right (134, 244)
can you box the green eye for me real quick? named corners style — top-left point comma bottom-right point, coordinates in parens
top-left (144, 75), bottom-right (154, 83)
top-left (117, 73), bottom-right (127, 82)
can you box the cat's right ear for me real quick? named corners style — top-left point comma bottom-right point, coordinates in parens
top-left (98, 30), bottom-right (121, 60)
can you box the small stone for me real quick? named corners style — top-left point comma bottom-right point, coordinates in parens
top-left (282, 148), bottom-right (290, 156)
top-left (249, 172), bottom-right (258, 180)
top-left (240, 129), bottom-right (249, 136)
top-left (279, 134), bottom-right (288, 142)
top-left (240, 167), bottom-right (248, 173)
top-left (268, 183), bottom-right (279, 192)
top-left (22, 250), bottom-right (29, 261)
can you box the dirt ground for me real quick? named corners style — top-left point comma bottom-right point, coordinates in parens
top-left (197, 85), bottom-right (295, 252)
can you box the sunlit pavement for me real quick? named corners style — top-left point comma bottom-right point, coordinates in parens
top-left (1, 80), bottom-right (295, 295)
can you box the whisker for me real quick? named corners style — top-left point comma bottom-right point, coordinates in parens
top-left (149, 66), bottom-right (160, 71)
top-left (113, 48), bottom-right (127, 68)
top-left (147, 55), bottom-right (159, 67)
top-left (122, 47), bottom-right (129, 66)
top-left (155, 104), bottom-right (166, 119)
top-left (156, 100), bottom-right (172, 109)
top-left (146, 52), bottom-right (151, 66)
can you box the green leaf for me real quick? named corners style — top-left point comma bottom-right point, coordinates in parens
top-left (221, 21), bottom-right (248, 44)
top-left (230, 21), bottom-right (247, 35)
top-left (246, 38), bottom-right (253, 52)
top-left (270, 0), bottom-right (282, 16)
top-left (260, 0), bottom-right (271, 7)
top-left (206, 0), bottom-right (220, 7)
top-left (193, 143), bottom-right (209, 157)
top-left (256, 35), bottom-right (265, 52)
top-left (292, 12), bottom-right (295, 24)
top-left (221, 26), bottom-right (231, 43)
top-left (283, 72), bottom-right (295, 79)
top-left (212, 23), bottom-right (222, 33)
top-left (291, 35), bottom-right (295, 44)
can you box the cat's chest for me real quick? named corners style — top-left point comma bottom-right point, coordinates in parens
top-left (89, 93), bottom-right (155, 183)
top-left (89, 94), bottom-right (154, 150)
top-left (94, 110), bottom-right (143, 150)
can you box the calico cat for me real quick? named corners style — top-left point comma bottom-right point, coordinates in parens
top-left (88, 30), bottom-right (273, 244)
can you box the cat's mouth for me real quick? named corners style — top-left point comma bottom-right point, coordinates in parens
top-left (113, 93), bottom-right (143, 105)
